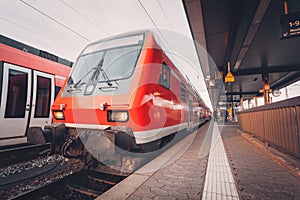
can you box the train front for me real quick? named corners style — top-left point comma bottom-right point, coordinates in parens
top-left (51, 33), bottom-right (148, 164)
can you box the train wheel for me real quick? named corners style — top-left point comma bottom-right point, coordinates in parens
top-left (160, 133), bottom-right (176, 148)
top-left (115, 131), bottom-right (136, 152)
top-left (139, 139), bottom-right (162, 153)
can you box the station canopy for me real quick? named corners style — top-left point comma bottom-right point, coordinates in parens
top-left (184, 0), bottom-right (300, 107)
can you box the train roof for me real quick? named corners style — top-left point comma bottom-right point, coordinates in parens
top-left (87, 30), bottom-right (152, 46)
top-left (0, 34), bottom-right (73, 67)
top-left (79, 29), bottom-right (210, 110)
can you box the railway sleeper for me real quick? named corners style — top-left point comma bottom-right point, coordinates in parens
top-left (67, 184), bottom-right (102, 198)
top-left (88, 175), bottom-right (117, 185)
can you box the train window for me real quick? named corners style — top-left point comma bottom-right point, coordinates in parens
top-left (34, 76), bottom-right (51, 118)
top-left (189, 99), bottom-right (193, 122)
top-left (68, 44), bottom-right (142, 87)
top-left (159, 63), bottom-right (170, 89)
top-left (0, 62), bottom-right (3, 107)
top-left (5, 69), bottom-right (28, 118)
top-left (103, 46), bottom-right (141, 80)
top-left (55, 86), bottom-right (61, 98)
top-left (181, 83), bottom-right (186, 102)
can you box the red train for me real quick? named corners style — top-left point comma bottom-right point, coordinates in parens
top-left (0, 35), bottom-right (71, 144)
top-left (31, 31), bottom-right (210, 158)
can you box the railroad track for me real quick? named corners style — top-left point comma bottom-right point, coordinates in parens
top-left (12, 170), bottom-right (127, 200)
top-left (0, 143), bottom-right (51, 167)
top-left (1, 125), bottom-right (208, 199)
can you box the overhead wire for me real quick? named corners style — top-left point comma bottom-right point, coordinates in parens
top-left (137, 0), bottom-right (211, 107)
top-left (20, 0), bottom-right (90, 42)
top-left (59, 0), bottom-right (110, 36)
top-left (0, 16), bottom-right (50, 40)
top-left (137, 0), bottom-right (160, 30)
top-left (157, 0), bottom-right (173, 29)
top-left (137, 0), bottom-right (198, 88)
top-left (137, 0), bottom-right (183, 70)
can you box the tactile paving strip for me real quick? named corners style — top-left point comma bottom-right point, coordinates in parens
top-left (202, 123), bottom-right (239, 200)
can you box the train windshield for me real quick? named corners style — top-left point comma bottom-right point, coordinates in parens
top-left (68, 34), bottom-right (144, 87)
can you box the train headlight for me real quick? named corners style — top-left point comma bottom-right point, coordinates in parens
top-left (53, 110), bottom-right (65, 120)
top-left (107, 110), bottom-right (129, 122)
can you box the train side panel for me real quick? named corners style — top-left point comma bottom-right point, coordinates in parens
top-left (0, 43), bottom-right (71, 139)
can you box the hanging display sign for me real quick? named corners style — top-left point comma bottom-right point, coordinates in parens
top-left (279, 11), bottom-right (300, 39)
top-left (225, 71), bottom-right (235, 83)
top-left (225, 62), bottom-right (235, 83)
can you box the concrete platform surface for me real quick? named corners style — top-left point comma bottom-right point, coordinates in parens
top-left (98, 122), bottom-right (300, 200)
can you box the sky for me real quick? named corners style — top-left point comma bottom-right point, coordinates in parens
top-left (0, 0), bottom-right (213, 110)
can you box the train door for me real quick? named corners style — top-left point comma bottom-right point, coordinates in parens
top-left (29, 71), bottom-right (54, 127)
top-left (0, 63), bottom-right (32, 138)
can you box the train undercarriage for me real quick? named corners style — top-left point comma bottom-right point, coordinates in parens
top-left (27, 123), bottom-right (179, 172)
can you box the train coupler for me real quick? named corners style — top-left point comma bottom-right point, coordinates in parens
top-left (27, 123), bottom-right (66, 153)
top-left (61, 137), bottom-right (82, 159)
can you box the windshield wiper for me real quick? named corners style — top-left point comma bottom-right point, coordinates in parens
top-left (93, 56), bottom-right (118, 87)
top-left (99, 68), bottom-right (114, 86)
top-left (67, 67), bottom-right (97, 93)
top-left (71, 57), bottom-right (105, 89)
top-left (73, 67), bottom-right (96, 88)
top-left (69, 54), bottom-right (118, 93)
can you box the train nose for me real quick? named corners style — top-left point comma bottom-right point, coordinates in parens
top-left (52, 96), bottom-right (131, 125)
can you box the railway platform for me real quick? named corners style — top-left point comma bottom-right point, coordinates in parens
top-left (98, 121), bottom-right (300, 200)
